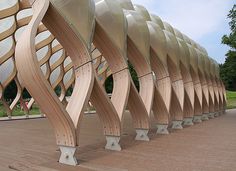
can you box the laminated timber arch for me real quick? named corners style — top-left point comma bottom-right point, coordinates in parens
top-left (210, 58), bottom-right (220, 116)
top-left (205, 56), bottom-right (215, 119)
top-left (147, 22), bottom-right (172, 133)
top-left (94, 0), bottom-right (150, 142)
top-left (198, 52), bottom-right (210, 120)
top-left (215, 61), bottom-right (224, 115)
top-left (132, 4), bottom-right (171, 133)
top-left (15, 0), bottom-right (122, 165)
top-left (0, 0), bottom-right (226, 166)
top-left (163, 23), bottom-right (185, 129)
top-left (175, 34), bottom-right (195, 126)
top-left (186, 42), bottom-right (203, 123)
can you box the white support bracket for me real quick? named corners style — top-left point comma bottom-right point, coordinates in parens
top-left (201, 114), bottom-right (209, 121)
top-left (214, 112), bottom-right (220, 117)
top-left (208, 113), bottom-right (215, 119)
top-left (135, 129), bottom-right (150, 141)
top-left (183, 118), bottom-right (194, 126)
top-left (156, 124), bottom-right (169, 135)
top-left (59, 146), bottom-right (78, 166)
top-left (172, 120), bottom-right (183, 130)
top-left (193, 116), bottom-right (202, 123)
top-left (105, 136), bottom-right (121, 151)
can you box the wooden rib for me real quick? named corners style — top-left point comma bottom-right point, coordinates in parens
top-left (94, 0), bottom-right (150, 131)
top-left (187, 44), bottom-right (203, 117)
top-left (15, 0), bottom-right (76, 147)
top-left (148, 22), bottom-right (171, 125)
top-left (125, 10), bottom-right (154, 116)
top-left (43, 0), bottom-right (121, 139)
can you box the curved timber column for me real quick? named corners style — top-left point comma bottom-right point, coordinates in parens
top-left (43, 0), bottom-right (122, 152)
top-left (198, 52), bottom-right (210, 121)
top-left (222, 80), bottom-right (227, 113)
top-left (175, 31), bottom-right (195, 126)
top-left (186, 43), bottom-right (203, 123)
top-left (15, 0), bottom-right (121, 165)
top-left (216, 64), bottom-right (224, 115)
top-left (121, 1), bottom-right (171, 134)
top-left (205, 56), bottom-right (215, 119)
top-left (147, 22), bottom-right (172, 134)
top-left (94, 0), bottom-right (150, 142)
top-left (162, 22), bottom-right (185, 129)
top-left (132, 5), bottom-right (171, 134)
top-left (15, 0), bottom-right (77, 165)
top-left (195, 47), bottom-right (208, 121)
top-left (124, 11), bottom-right (155, 119)
top-left (210, 59), bottom-right (220, 117)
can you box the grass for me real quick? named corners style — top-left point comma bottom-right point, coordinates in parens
top-left (0, 91), bottom-right (235, 117)
top-left (227, 91), bottom-right (236, 109)
top-left (0, 103), bottom-right (40, 117)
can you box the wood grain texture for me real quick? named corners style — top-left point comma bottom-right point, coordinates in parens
top-left (94, 0), bottom-right (150, 130)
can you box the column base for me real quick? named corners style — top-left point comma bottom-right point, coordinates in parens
top-left (193, 116), bottom-right (202, 123)
top-left (214, 112), bottom-right (220, 117)
top-left (183, 118), bottom-right (194, 126)
top-left (201, 114), bottom-right (209, 121)
top-left (105, 136), bottom-right (121, 151)
top-left (172, 121), bottom-right (183, 130)
top-left (59, 146), bottom-right (78, 166)
top-left (208, 113), bottom-right (215, 119)
top-left (135, 129), bottom-right (150, 141)
top-left (156, 124), bottom-right (169, 135)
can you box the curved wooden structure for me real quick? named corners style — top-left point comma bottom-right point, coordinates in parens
top-left (174, 29), bottom-right (195, 126)
top-left (0, 0), bottom-right (226, 166)
top-left (94, 0), bottom-right (150, 142)
top-left (15, 0), bottom-right (123, 165)
top-left (133, 6), bottom-right (171, 133)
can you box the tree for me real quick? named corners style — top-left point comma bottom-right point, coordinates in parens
top-left (221, 4), bottom-right (236, 91)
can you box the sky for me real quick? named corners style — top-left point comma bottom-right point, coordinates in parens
top-left (132, 0), bottom-right (235, 64)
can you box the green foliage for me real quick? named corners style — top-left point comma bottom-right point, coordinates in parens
top-left (221, 4), bottom-right (236, 91)
top-left (128, 61), bottom-right (139, 91)
top-left (0, 102), bottom-right (40, 117)
top-left (105, 75), bottom-right (113, 94)
top-left (104, 61), bottom-right (140, 93)
top-left (3, 80), bottom-right (17, 101)
top-left (226, 91), bottom-right (236, 109)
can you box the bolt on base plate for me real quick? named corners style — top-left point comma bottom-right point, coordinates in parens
top-left (105, 136), bottom-right (121, 151)
top-left (59, 146), bottom-right (78, 166)
top-left (183, 118), bottom-right (194, 126)
top-left (135, 129), bottom-right (150, 141)
top-left (214, 112), bottom-right (220, 117)
top-left (193, 116), bottom-right (202, 123)
top-left (202, 114), bottom-right (209, 121)
top-left (208, 113), bottom-right (215, 119)
top-left (172, 121), bottom-right (183, 130)
top-left (156, 124), bottom-right (169, 135)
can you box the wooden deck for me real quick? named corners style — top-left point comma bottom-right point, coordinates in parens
top-left (0, 110), bottom-right (236, 171)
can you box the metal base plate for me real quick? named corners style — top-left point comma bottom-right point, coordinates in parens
top-left (208, 113), bottom-right (215, 119)
top-left (59, 146), bottom-right (78, 166)
top-left (105, 136), bottom-right (121, 151)
top-left (135, 129), bottom-right (150, 141)
top-left (214, 112), bottom-right (220, 117)
top-left (193, 116), bottom-right (202, 123)
top-left (183, 118), bottom-right (194, 126)
top-left (156, 124), bottom-right (169, 135)
top-left (202, 114), bottom-right (209, 121)
top-left (172, 121), bottom-right (183, 130)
